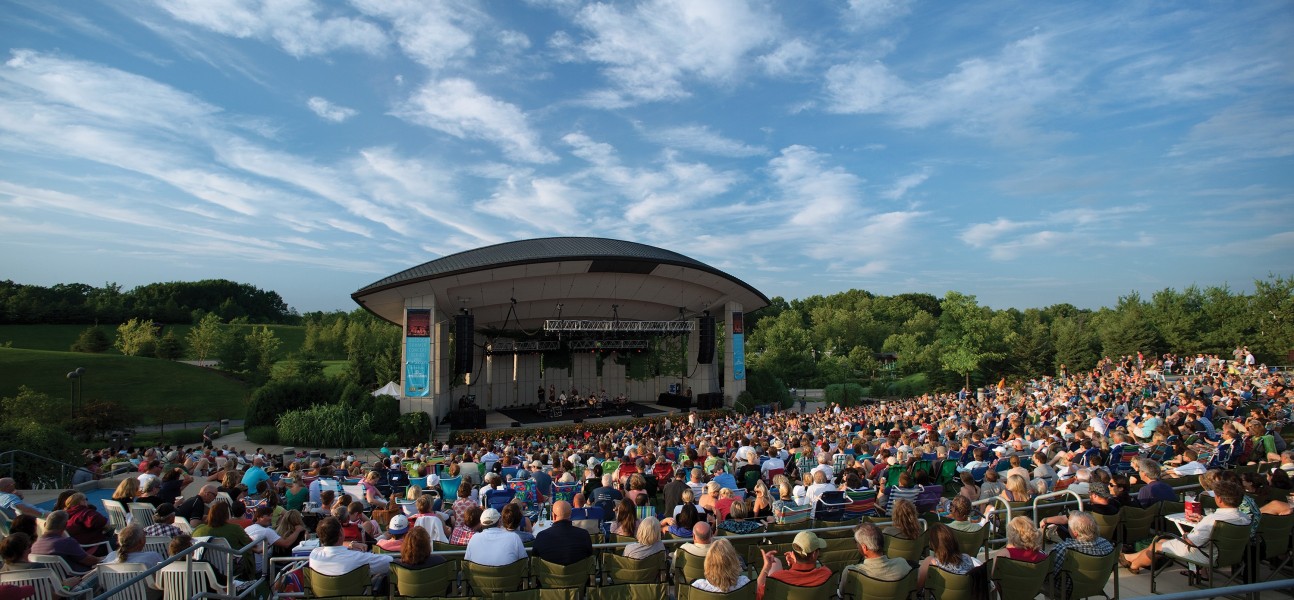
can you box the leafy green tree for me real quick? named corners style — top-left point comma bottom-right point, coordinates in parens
top-left (114, 318), bottom-right (158, 356)
top-left (936, 292), bottom-right (1004, 389)
top-left (1252, 274), bottom-right (1294, 362)
top-left (187, 313), bottom-right (224, 362)
top-left (1097, 293), bottom-right (1162, 358)
top-left (747, 310), bottom-right (816, 387)
top-left (70, 326), bottom-right (111, 353)
top-left (154, 330), bottom-right (185, 360)
top-left (274, 353), bottom-right (327, 382)
top-left (244, 326), bottom-right (282, 385)
top-left (1052, 314), bottom-right (1100, 372)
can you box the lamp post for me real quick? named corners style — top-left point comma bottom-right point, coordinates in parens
top-left (65, 367), bottom-right (85, 411)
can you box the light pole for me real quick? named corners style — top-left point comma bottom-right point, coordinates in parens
top-left (65, 367), bottom-right (85, 411)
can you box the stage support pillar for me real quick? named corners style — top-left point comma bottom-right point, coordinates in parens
top-left (722, 301), bottom-right (746, 408)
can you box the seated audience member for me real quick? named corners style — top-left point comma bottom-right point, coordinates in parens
top-left (30, 510), bottom-right (101, 574)
top-left (394, 526), bottom-right (445, 571)
top-left (916, 524), bottom-right (982, 589)
top-left (531, 501), bottom-right (593, 566)
top-left (843, 522), bottom-right (912, 581)
top-left (62, 492), bottom-right (110, 556)
top-left (690, 538), bottom-right (749, 593)
top-left (992, 516), bottom-right (1046, 562)
top-left (102, 525), bottom-right (166, 568)
top-left (464, 508), bottom-right (527, 566)
top-left (624, 516), bottom-right (666, 559)
top-left (756, 531), bottom-right (832, 598)
top-left (308, 517), bottom-right (393, 582)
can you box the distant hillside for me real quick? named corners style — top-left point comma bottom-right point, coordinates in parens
top-left (0, 348), bottom-right (250, 424)
top-left (0, 279), bottom-right (298, 324)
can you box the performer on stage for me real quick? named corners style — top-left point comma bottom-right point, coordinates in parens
top-left (537, 385), bottom-right (545, 405)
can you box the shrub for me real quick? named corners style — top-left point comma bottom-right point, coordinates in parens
top-left (733, 390), bottom-right (757, 413)
top-left (369, 395), bottom-right (400, 435)
top-left (276, 403), bottom-right (373, 447)
top-left (824, 383), bottom-right (866, 407)
top-left (70, 326), bottom-right (111, 353)
top-left (396, 412), bottom-right (432, 446)
top-left (245, 378), bottom-right (341, 427)
top-left (746, 368), bottom-right (791, 409)
top-left (246, 425), bottom-right (278, 445)
top-left (0, 422), bottom-right (81, 488)
top-left (884, 373), bottom-right (930, 398)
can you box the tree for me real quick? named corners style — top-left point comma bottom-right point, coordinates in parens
top-left (936, 292), bottom-right (1004, 389)
top-left (114, 318), bottom-right (158, 357)
top-left (1252, 274), bottom-right (1294, 363)
top-left (243, 326), bottom-right (283, 385)
top-left (154, 330), bottom-right (185, 360)
top-left (70, 326), bottom-right (111, 353)
top-left (746, 310), bottom-right (816, 387)
top-left (186, 313), bottom-right (223, 363)
top-left (1097, 293), bottom-right (1162, 358)
top-left (1052, 315), bottom-right (1099, 372)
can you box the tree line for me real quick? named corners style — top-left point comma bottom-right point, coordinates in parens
top-left (0, 279), bottom-right (297, 324)
top-left (745, 275), bottom-right (1294, 391)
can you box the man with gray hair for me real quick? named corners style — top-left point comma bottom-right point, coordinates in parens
top-left (30, 510), bottom-right (101, 573)
top-left (1050, 512), bottom-right (1112, 579)
top-left (845, 522), bottom-right (911, 581)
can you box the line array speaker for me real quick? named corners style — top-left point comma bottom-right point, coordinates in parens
top-left (697, 315), bottom-right (716, 364)
top-left (454, 314), bottom-right (474, 374)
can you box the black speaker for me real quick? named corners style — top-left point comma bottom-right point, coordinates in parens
top-left (697, 315), bottom-right (715, 364)
top-left (454, 314), bottom-right (474, 374)
top-left (573, 418), bottom-right (583, 424)
top-left (511, 421), bottom-right (521, 428)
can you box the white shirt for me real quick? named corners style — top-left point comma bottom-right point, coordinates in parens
top-left (308, 545), bottom-right (393, 577)
top-left (811, 464), bottom-right (835, 483)
top-left (1089, 417), bottom-right (1107, 435)
top-left (245, 523), bottom-right (282, 573)
top-left (1172, 461), bottom-right (1207, 477)
top-left (138, 473), bottom-right (159, 491)
top-left (463, 526), bottom-right (527, 566)
top-left (804, 482), bottom-right (837, 516)
top-left (761, 457), bottom-right (785, 475)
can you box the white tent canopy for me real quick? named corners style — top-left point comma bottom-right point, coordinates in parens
top-left (372, 381), bottom-right (402, 397)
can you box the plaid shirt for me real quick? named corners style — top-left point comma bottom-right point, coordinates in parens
top-left (144, 522), bottom-right (183, 538)
top-left (1051, 536), bottom-right (1114, 575)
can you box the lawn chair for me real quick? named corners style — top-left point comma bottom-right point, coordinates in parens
top-left (97, 562), bottom-right (160, 600)
top-left (0, 568), bottom-right (92, 599)
top-left (990, 555), bottom-right (1053, 600)
top-left (837, 566), bottom-right (917, 600)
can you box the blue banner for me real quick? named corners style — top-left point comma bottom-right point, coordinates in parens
top-left (731, 311), bottom-right (745, 381)
top-left (405, 309), bottom-right (431, 397)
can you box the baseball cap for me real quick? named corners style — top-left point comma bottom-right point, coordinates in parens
top-left (480, 508), bottom-right (501, 526)
top-left (387, 514), bottom-right (410, 535)
top-left (792, 531), bottom-right (827, 554)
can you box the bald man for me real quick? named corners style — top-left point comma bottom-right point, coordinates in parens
top-left (678, 521), bottom-right (712, 558)
top-left (0, 477), bottom-right (43, 518)
top-left (531, 501), bottom-right (593, 565)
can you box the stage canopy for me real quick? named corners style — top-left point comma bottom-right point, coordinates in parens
top-left (352, 237), bottom-right (769, 328)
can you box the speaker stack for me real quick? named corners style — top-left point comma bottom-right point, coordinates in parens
top-left (697, 315), bottom-right (715, 364)
top-left (454, 314), bottom-right (474, 374)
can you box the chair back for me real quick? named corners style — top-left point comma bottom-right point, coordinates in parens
top-left (1119, 504), bottom-right (1155, 545)
top-left (145, 536), bottom-right (171, 557)
top-left (762, 576), bottom-right (834, 600)
top-left (305, 565), bottom-right (370, 596)
top-left (673, 550), bottom-right (707, 583)
top-left (532, 555), bottom-right (594, 590)
top-left (882, 531), bottom-right (928, 562)
top-left (884, 464), bottom-right (907, 486)
top-left (439, 476), bottom-right (462, 499)
top-left (391, 561), bottom-right (452, 597)
top-left (937, 460), bottom-right (960, 485)
top-left (1057, 548), bottom-right (1117, 600)
top-left (603, 551), bottom-right (665, 584)
top-left (158, 561), bottom-right (224, 600)
top-left (1208, 521), bottom-right (1251, 568)
top-left (29, 554), bottom-right (75, 580)
top-left (814, 491), bottom-right (849, 522)
top-left (679, 581), bottom-right (757, 600)
top-left (0, 506), bottom-right (10, 536)
top-left (103, 499), bottom-right (130, 533)
top-left (838, 566), bottom-right (917, 600)
top-left (551, 482), bottom-right (580, 504)
top-left (98, 562), bottom-right (153, 600)
top-left (127, 503), bottom-right (157, 528)
top-left (464, 557), bottom-right (529, 594)
top-left (843, 488), bottom-right (878, 518)
top-left (601, 460), bottom-right (622, 477)
top-left (926, 565), bottom-right (979, 600)
top-left (948, 525), bottom-right (989, 561)
top-left (1090, 512), bottom-right (1121, 545)
top-left (1259, 512), bottom-right (1294, 561)
top-left (990, 555), bottom-right (1053, 600)
top-left (589, 582), bottom-right (667, 600)
top-left (486, 488), bottom-right (515, 512)
top-left (775, 503), bottom-right (812, 526)
top-left (0, 568), bottom-right (63, 600)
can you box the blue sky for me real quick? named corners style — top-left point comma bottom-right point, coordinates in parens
top-left (1, 0), bottom-right (1290, 314)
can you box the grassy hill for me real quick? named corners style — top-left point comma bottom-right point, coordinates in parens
top-left (0, 323), bottom-right (309, 358)
top-left (0, 347), bottom-right (250, 424)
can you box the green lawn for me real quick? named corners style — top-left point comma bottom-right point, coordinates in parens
top-left (0, 323), bottom-right (312, 358)
top-left (0, 347), bottom-right (250, 423)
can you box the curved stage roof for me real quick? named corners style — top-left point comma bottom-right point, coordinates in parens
top-left (353, 237), bottom-right (769, 329)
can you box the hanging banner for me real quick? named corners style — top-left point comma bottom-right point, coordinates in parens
top-left (731, 311), bottom-right (745, 381)
top-left (405, 309), bottom-right (431, 397)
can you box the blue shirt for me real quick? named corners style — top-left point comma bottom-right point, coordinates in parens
top-left (241, 466), bottom-right (270, 491)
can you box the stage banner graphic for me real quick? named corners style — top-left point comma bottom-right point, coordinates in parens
top-left (731, 311), bottom-right (745, 381)
top-left (405, 309), bottom-right (431, 397)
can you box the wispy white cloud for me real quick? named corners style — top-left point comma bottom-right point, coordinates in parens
top-left (350, 0), bottom-right (483, 70)
top-left (1169, 100), bottom-right (1294, 162)
top-left (960, 205), bottom-right (1152, 260)
top-left (883, 167), bottom-right (931, 200)
top-left (769, 145), bottom-right (862, 227)
top-left (393, 78), bottom-right (556, 163)
top-left (564, 0), bottom-right (782, 106)
top-left (1205, 230), bottom-right (1294, 257)
top-left (642, 124), bottom-right (767, 157)
top-left (152, 0), bottom-right (387, 57)
top-left (759, 39), bottom-right (815, 77)
top-left (306, 97), bottom-right (357, 123)
top-left (476, 175), bottom-right (584, 234)
top-left (843, 0), bottom-right (913, 30)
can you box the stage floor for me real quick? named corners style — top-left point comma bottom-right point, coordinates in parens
top-left (495, 401), bottom-right (664, 426)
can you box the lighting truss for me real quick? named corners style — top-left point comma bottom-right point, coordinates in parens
top-left (568, 339), bottom-right (650, 351)
top-left (487, 340), bottom-right (561, 353)
top-left (544, 319), bottom-right (694, 333)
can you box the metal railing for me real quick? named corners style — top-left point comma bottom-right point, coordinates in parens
top-left (89, 537), bottom-right (269, 600)
top-left (1123, 578), bottom-right (1294, 600)
top-left (0, 449), bottom-right (85, 489)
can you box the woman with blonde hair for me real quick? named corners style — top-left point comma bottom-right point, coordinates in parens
top-left (691, 538), bottom-right (749, 593)
top-left (883, 498), bottom-right (922, 540)
top-left (751, 480), bottom-right (775, 519)
top-left (112, 477), bottom-right (140, 505)
top-left (623, 516), bottom-right (665, 559)
top-left (1001, 474), bottom-right (1032, 503)
top-left (104, 524), bottom-right (165, 568)
top-left (275, 510), bottom-right (305, 539)
top-left (993, 516), bottom-right (1045, 562)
